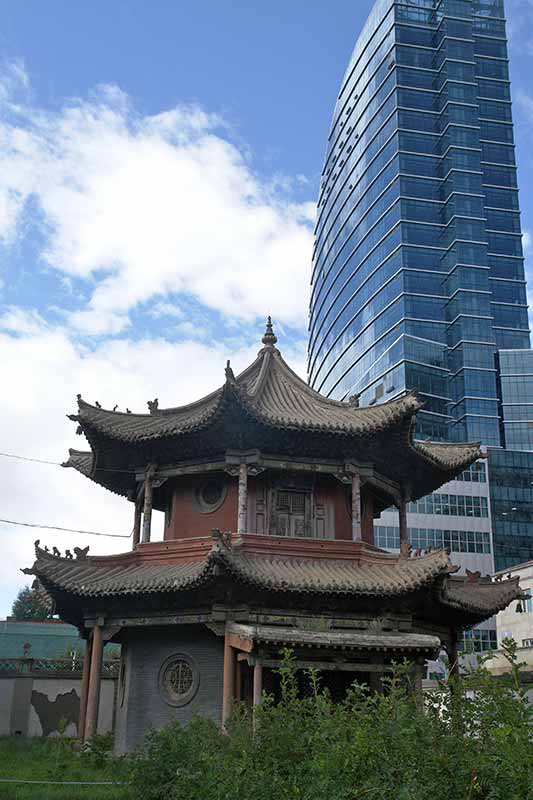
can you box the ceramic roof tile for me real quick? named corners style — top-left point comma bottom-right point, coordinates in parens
top-left (26, 541), bottom-right (521, 621)
top-left (27, 542), bottom-right (449, 599)
top-left (71, 347), bottom-right (425, 441)
top-left (227, 623), bottom-right (441, 653)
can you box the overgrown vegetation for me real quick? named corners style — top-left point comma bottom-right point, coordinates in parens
top-left (0, 735), bottom-right (131, 800)
top-left (2, 642), bottom-right (531, 799)
top-left (130, 642), bottom-right (533, 800)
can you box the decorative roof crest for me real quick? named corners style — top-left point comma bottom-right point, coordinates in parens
top-left (261, 315), bottom-right (277, 347)
top-left (225, 360), bottom-right (236, 384)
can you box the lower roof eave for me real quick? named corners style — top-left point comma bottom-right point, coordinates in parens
top-left (227, 622), bottom-right (441, 655)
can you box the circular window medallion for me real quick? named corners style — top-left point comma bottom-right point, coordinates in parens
top-left (195, 478), bottom-right (227, 513)
top-left (159, 654), bottom-right (199, 707)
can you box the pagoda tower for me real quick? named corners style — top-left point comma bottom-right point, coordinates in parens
top-left (24, 320), bottom-right (521, 752)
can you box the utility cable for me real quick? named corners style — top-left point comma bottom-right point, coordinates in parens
top-left (0, 518), bottom-right (132, 539)
top-left (0, 451), bottom-right (136, 474)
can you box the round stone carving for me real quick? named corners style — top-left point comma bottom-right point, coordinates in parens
top-left (159, 654), bottom-right (199, 707)
top-left (195, 478), bottom-right (227, 513)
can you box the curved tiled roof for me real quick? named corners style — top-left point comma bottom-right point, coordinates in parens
top-left (27, 540), bottom-right (449, 598)
top-left (442, 575), bottom-right (522, 616)
top-left (71, 346), bottom-right (426, 442)
top-left (64, 328), bottom-right (483, 501)
top-left (26, 538), bottom-right (520, 623)
top-left (227, 623), bottom-right (441, 654)
top-left (62, 449), bottom-right (93, 478)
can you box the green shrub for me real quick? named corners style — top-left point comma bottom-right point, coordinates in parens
top-left (130, 644), bottom-right (533, 800)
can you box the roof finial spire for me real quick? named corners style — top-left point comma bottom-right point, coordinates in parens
top-left (262, 315), bottom-right (277, 347)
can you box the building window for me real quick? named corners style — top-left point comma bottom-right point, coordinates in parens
top-left (461, 629), bottom-right (497, 653)
top-left (524, 589), bottom-right (532, 613)
top-left (194, 477), bottom-right (227, 514)
top-left (374, 526), bottom-right (491, 554)
top-left (408, 493), bottom-right (488, 518)
top-left (159, 654), bottom-right (199, 707)
top-left (274, 490), bottom-right (310, 537)
top-left (522, 638), bottom-right (533, 648)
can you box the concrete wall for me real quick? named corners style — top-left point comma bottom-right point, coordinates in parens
top-left (0, 674), bottom-right (115, 737)
top-left (116, 625), bottom-right (224, 753)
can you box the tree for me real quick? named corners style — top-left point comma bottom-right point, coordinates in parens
top-left (11, 582), bottom-right (54, 621)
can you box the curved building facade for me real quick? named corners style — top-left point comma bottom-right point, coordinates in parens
top-left (309, 0), bottom-right (529, 446)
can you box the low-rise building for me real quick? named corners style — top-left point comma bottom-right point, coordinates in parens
top-left (488, 560), bottom-right (533, 682)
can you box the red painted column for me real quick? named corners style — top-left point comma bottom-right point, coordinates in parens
top-left (237, 464), bottom-right (248, 535)
top-left (142, 467), bottom-right (155, 544)
top-left (132, 499), bottom-right (142, 549)
top-left (78, 637), bottom-right (93, 739)
top-left (84, 625), bottom-right (104, 740)
top-left (351, 471), bottom-right (361, 541)
top-left (222, 634), bottom-right (235, 728)
top-left (253, 662), bottom-right (263, 707)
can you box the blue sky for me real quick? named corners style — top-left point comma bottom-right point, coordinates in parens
top-left (2, 0), bottom-right (533, 617)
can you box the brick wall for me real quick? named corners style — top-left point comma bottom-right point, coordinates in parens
top-left (117, 625), bottom-right (224, 753)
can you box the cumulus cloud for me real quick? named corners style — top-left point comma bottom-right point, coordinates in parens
top-left (0, 68), bottom-right (314, 335)
top-left (0, 62), bottom-right (313, 617)
top-left (0, 320), bottom-right (307, 617)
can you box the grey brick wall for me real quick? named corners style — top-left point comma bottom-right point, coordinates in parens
top-left (117, 625), bottom-right (224, 753)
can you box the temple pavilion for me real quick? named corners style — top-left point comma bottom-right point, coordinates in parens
top-left (24, 319), bottom-right (521, 752)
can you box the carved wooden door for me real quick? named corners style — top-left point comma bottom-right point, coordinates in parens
top-left (274, 490), bottom-right (309, 537)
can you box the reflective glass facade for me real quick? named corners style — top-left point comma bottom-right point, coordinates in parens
top-left (498, 349), bottom-right (533, 450)
top-left (309, 0), bottom-right (529, 446)
top-left (488, 448), bottom-right (533, 570)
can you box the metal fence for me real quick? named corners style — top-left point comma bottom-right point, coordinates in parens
top-left (0, 657), bottom-right (119, 677)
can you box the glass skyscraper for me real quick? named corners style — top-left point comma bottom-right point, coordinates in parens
top-left (309, 0), bottom-right (530, 447)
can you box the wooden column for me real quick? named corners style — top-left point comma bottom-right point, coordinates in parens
top-left (448, 631), bottom-right (460, 681)
top-left (368, 654), bottom-right (383, 694)
top-left (351, 471), bottom-right (361, 541)
top-left (412, 661), bottom-right (424, 709)
top-left (361, 491), bottom-right (375, 545)
top-left (222, 633), bottom-right (235, 728)
top-left (141, 466), bottom-right (155, 544)
top-left (78, 637), bottom-right (93, 739)
top-left (84, 624), bottom-right (104, 741)
top-left (235, 659), bottom-right (242, 702)
top-left (237, 463), bottom-right (248, 535)
top-left (398, 495), bottom-right (408, 545)
top-left (132, 499), bottom-right (142, 549)
top-left (253, 662), bottom-right (263, 707)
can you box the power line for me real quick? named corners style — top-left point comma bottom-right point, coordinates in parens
top-left (0, 452), bottom-right (62, 466)
top-left (0, 451), bottom-right (136, 474)
top-left (0, 518), bottom-right (132, 539)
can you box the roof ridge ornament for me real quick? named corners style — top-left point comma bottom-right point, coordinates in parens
top-left (225, 360), bottom-right (236, 384)
top-left (261, 315), bottom-right (278, 347)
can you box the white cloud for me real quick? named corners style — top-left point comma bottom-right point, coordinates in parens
top-left (0, 306), bottom-right (48, 335)
top-left (0, 73), bottom-right (314, 335)
top-left (0, 63), bottom-right (313, 618)
top-left (0, 321), bottom-right (307, 618)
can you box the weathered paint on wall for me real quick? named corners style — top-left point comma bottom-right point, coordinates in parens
top-left (0, 675), bottom-right (115, 737)
top-left (163, 472), bottom-right (364, 542)
top-left (164, 476), bottom-right (238, 540)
